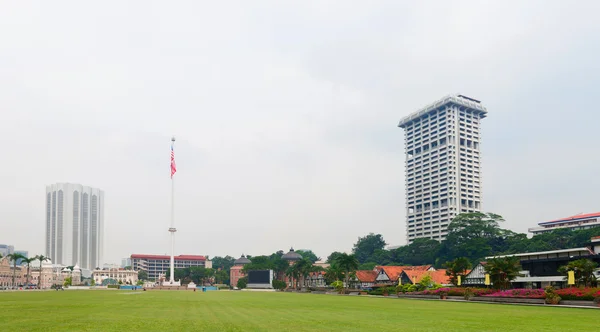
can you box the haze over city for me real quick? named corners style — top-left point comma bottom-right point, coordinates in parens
top-left (2, 1), bottom-right (600, 264)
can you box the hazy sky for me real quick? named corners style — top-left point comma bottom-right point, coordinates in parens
top-left (2, 1), bottom-right (600, 264)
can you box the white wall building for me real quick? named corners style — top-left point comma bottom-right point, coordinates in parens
top-left (398, 95), bottom-right (487, 242)
top-left (45, 183), bottom-right (104, 270)
top-left (528, 212), bottom-right (600, 235)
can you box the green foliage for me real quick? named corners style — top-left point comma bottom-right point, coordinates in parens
top-left (544, 286), bottom-right (561, 304)
top-left (445, 257), bottom-right (472, 286)
top-left (295, 250), bottom-right (319, 263)
top-left (331, 280), bottom-right (344, 293)
top-left (558, 259), bottom-right (598, 287)
top-left (358, 262), bottom-right (378, 271)
top-left (272, 280), bottom-right (287, 290)
top-left (352, 233), bottom-right (387, 264)
top-left (237, 277), bottom-right (247, 289)
top-left (90, 279), bottom-right (96, 286)
top-left (326, 252), bottom-right (344, 264)
top-left (63, 277), bottom-right (72, 287)
top-left (136, 280), bottom-right (144, 286)
top-left (333, 253), bottom-right (359, 289)
top-left (484, 256), bottom-right (522, 290)
top-left (137, 270), bottom-right (149, 281)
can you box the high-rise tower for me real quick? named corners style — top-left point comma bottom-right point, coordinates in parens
top-left (45, 183), bottom-right (104, 269)
top-left (398, 95), bottom-right (487, 242)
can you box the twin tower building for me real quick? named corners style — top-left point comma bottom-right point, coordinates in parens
top-left (45, 183), bottom-right (104, 270)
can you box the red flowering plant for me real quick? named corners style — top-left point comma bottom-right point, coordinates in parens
top-left (555, 287), bottom-right (600, 301)
top-left (483, 288), bottom-right (545, 299)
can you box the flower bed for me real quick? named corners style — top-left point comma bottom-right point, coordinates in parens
top-left (408, 288), bottom-right (494, 297)
top-left (483, 289), bottom-right (545, 299)
top-left (555, 288), bottom-right (600, 301)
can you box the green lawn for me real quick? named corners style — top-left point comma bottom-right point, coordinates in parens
top-left (0, 290), bottom-right (597, 331)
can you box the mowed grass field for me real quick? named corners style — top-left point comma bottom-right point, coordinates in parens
top-left (0, 290), bottom-right (597, 331)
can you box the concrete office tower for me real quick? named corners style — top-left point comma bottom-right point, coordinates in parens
top-left (45, 183), bottom-right (104, 270)
top-left (398, 95), bottom-right (487, 243)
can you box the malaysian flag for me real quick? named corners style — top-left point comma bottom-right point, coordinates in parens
top-left (170, 143), bottom-right (177, 178)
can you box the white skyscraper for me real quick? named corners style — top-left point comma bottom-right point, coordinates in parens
top-left (45, 183), bottom-right (104, 270)
top-left (398, 95), bottom-right (487, 243)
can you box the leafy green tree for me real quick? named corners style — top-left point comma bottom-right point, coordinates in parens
top-left (395, 238), bottom-right (441, 266)
top-left (358, 262), bottom-right (378, 271)
top-left (324, 264), bottom-right (344, 284)
top-left (352, 233), bottom-right (387, 263)
top-left (6, 253), bottom-right (26, 288)
top-left (295, 250), bottom-right (319, 263)
top-left (211, 256), bottom-right (236, 283)
top-left (136, 280), bottom-right (144, 286)
top-left (484, 256), bottom-right (522, 290)
top-left (333, 253), bottom-right (359, 289)
top-left (558, 259), bottom-right (598, 287)
top-left (439, 212), bottom-right (505, 263)
top-left (91, 279), bottom-right (96, 286)
top-left (63, 277), bottom-right (72, 287)
top-left (272, 280), bottom-right (286, 290)
top-left (445, 257), bottom-right (472, 286)
top-left (137, 270), bottom-right (149, 281)
top-left (326, 252), bottom-right (344, 264)
top-left (237, 277), bottom-right (247, 289)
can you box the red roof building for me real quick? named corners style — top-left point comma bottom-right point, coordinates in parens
top-left (130, 254), bottom-right (210, 281)
top-left (529, 212), bottom-right (600, 235)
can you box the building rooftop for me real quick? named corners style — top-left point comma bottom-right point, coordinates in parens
top-left (281, 248), bottom-right (303, 261)
top-left (486, 247), bottom-right (594, 259)
top-left (538, 212), bottom-right (600, 226)
top-left (398, 94), bottom-right (488, 128)
top-left (130, 254), bottom-right (207, 261)
top-left (234, 254), bottom-right (251, 265)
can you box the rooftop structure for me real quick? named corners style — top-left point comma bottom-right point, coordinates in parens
top-left (281, 248), bottom-right (302, 262)
top-left (398, 94), bottom-right (487, 242)
top-left (528, 212), bottom-right (600, 235)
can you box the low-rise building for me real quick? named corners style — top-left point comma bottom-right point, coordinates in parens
top-left (529, 212), bottom-right (600, 235)
top-left (0, 257), bottom-right (25, 288)
top-left (131, 254), bottom-right (211, 281)
top-left (374, 265), bottom-right (434, 286)
top-left (230, 255), bottom-right (250, 288)
top-left (92, 267), bottom-right (138, 285)
top-left (354, 270), bottom-right (377, 288)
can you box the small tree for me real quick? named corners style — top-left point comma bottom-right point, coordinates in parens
top-left (333, 253), bottom-right (359, 290)
top-left (91, 279), bottom-right (96, 286)
top-left (445, 257), bottom-right (472, 286)
top-left (138, 270), bottom-right (149, 281)
top-left (332, 280), bottom-right (344, 294)
top-left (237, 277), bottom-right (248, 289)
top-left (272, 280), bottom-right (286, 291)
top-left (558, 259), bottom-right (598, 287)
top-left (484, 256), bottom-right (522, 290)
top-left (63, 277), bottom-right (72, 287)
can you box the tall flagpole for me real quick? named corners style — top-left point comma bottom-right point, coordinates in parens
top-left (169, 136), bottom-right (177, 284)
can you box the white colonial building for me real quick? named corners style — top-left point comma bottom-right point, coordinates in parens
top-left (92, 268), bottom-right (138, 285)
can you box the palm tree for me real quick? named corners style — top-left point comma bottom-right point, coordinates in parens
top-left (445, 257), bottom-right (472, 286)
top-left (333, 253), bottom-right (359, 290)
top-left (35, 255), bottom-right (49, 289)
top-left (484, 256), bottom-right (522, 290)
top-left (558, 259), bottom-right (598, 287)
top-left (6, 253), bottom-right (27, 289)
top-left (22, 257), bottom-right (36, 287)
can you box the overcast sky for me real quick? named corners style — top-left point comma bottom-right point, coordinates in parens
top-left (1, 1), bottom-right (600, 264)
